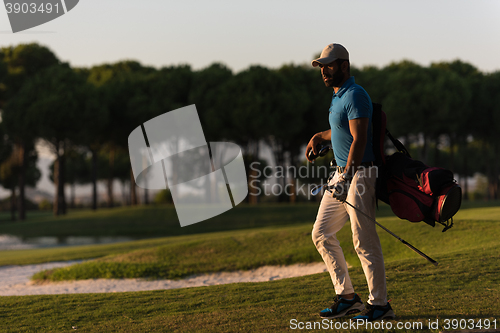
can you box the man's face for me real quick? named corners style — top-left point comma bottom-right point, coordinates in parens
top-left (320, 61), bottom-right (344, 88)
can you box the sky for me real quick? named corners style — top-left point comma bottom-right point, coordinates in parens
top-left (1, 0), bottom-right (499, 196)
top-left (1, 0), bottom-right (499, 74)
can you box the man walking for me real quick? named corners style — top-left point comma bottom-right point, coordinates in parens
top-left (305, 43), bottom-right (395, 321)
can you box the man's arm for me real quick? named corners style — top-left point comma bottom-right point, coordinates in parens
top-left (343, 118), bottom-right (369, 178)
top-left (305, 129), bottom-right (331, 162)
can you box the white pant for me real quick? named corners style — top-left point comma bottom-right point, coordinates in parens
top-left (311, 166), bottom-right (387, 306)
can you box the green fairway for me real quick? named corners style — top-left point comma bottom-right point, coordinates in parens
top-left (0, 244), bottom-right (498, 332)
top-left (0, 203), bottom-right (499, 332)
top-left (27, 205), bottom-right (500, 281)
top-left (0, 200), bottom-right (491, 239)
top-left (0, 203), bottom-right (325, 238)
top-left (0, 202), bottom-right (393, 267)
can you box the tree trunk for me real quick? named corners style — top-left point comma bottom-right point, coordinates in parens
top-left (271, 140), bottom-right (290, 203)
top-left (488, 178), bottom-right (498, 200)
top-left (463, 175), bottom-right (469, 201)
top-left (462, 148), bottom-right (469, 201)
top-left (449, 134), bottom-right (455, 171)
top-left (248, 166), bottom-right (259, 204)
top-left (122, 181), bottom-right (129, 205)
top-left (491, 144), bottom-right (499, 200)
top-left (53, 148), bottom-right (59, 215)
top-left (130, 168), bottom-right (138, 205)
top-left (107, 149), bottom-right (115, 208)
top-left (17, 142), bottom-right (26, 220)
top-left (10, 187), bottom-right (16, 222)
top-left (288, 179), bottom-right (296, 204)
top-left (288, 145), bottom-right (301, 204)
top-left (53, 140), bottom-right (67, 215)
top-left (91, 149), bottom-right (98, 210)
top-left (70, 183), bottom-right (76, 209)
top-left (58, 141), bottom-right (67, 215)
top-left (248, 141), bottom-right (259, 205)
top-left (419, 133), bottom-right (427, 162)
top-left (486, 157), bottom-right (498, 201)
top-left (434, 144), bottom-right (440, 168)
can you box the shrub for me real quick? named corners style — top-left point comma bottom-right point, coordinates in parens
top-left (38, 199), bottom-right (52, 211)
top-left (154, 189), bottom-right (173, 204)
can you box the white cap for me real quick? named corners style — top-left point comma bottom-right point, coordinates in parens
top-left (311, 43), bottom-right (349, 67)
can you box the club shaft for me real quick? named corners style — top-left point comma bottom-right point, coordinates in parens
top-left (343, 201), bottom-right (439, 266)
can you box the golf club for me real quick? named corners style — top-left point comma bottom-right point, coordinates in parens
top-left (310, 183), bottom-right (329, 196)
top-left (308, 144), bottom-right (332, 161)
top-left (310, 185), bottom-right (439, 266)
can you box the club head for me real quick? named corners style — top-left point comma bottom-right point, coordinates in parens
top-left (318, 145), bottom-right (331, 157)
top-left (310, 184), bottom-right (324, 196)
top-left (308, 144), bottom-right (331, 161)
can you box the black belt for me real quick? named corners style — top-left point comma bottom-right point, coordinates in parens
top-left (336, 161), bottom-right (374, 173)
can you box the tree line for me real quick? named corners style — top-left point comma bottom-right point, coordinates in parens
top-left (0, 43), bottom-right (498, 220)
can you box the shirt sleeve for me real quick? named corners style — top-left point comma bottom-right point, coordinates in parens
top-left (344, 87), bottom-right (372, 120)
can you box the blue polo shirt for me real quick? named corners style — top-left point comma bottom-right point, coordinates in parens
top-left (329, 76), bottom-right (374, 167)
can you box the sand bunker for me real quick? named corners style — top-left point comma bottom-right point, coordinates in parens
top-left (0, 261), bottom-right (328, 296)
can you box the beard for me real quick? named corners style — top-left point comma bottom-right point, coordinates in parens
top-left (323, 68), bottom-right (345, 87)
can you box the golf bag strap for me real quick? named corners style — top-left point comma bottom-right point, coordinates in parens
top-left (386, 129), bottom-right (411, 158)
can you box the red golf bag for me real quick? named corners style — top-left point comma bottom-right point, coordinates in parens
top-left (372, 103), bottom-right (462, 232)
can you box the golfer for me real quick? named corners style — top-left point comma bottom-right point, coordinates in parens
top-left (305, 43), bottom-right (395, 321)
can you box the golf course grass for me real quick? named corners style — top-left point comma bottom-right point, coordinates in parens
top-left (0, 203), bottom-right (330, 239)
top-left (28, 204), bottom-right (500, 282)
top-left (0, 202), bottom-right (499, 332)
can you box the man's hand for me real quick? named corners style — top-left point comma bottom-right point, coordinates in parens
top-left (332, 176), bottom-right (350, 202)
top-left (305, 130), bottom-right (331, 162)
